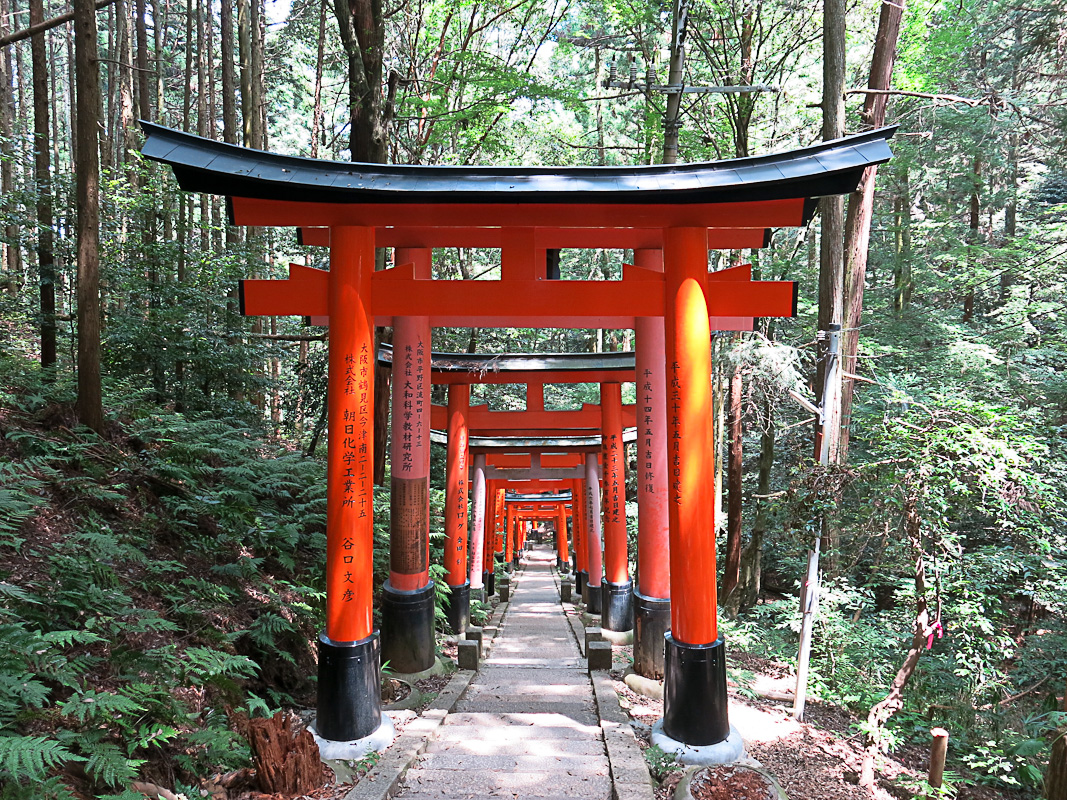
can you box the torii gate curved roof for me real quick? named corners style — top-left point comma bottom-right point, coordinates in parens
top-left (140, 122), bottom-right (894, 210)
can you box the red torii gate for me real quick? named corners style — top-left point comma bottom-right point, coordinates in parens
top-left (141, 121), bottom-right (893, 758)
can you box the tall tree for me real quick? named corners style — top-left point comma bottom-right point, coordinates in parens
top-left (332, 0), bottom-right (389, 162)
top-left (29, 0), bottom-right (55, 369)
top-left (838, 0), bottom-right (905, 458)
top-left (74, 0), bottom-right (103, 432)
top-left (815, 0), bottom-right (846, 465)
top-left (0, 0), bottom-right (19, 294)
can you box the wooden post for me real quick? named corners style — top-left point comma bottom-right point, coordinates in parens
top-left (469, 453), bottom-right (487, 592)
top-left (793, 540), bottom-right (821, 721)
top-left (601, 382), bottom-right (628, 584)
top-left (556, 503), bottom-right (569, 567)
top-left (928, 727), bottom-right (948, 795)
top-left (634, 249), bottom-right (672, 678)
top-left (661, 226), bottom-right (731, 747)
top-left (444, 384), bottom-right (470, 587)
top-left (584, 454), bottom-right (604, 613)
top-left (664, 226), bottom-right (717, 645)
top-left (1047, 680), bottom-right (1067, 800)
top-left (325, 226), bottom-right (375, 643)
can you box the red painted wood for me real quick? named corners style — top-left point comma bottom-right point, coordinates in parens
top-left (325, 227), bottom-right (375, 643)
top-left (302, 225), bottom-right (769, 251)
top-left (665, 228), bottom-right (718, 645)
top-left (445, 384), bottom-right (470, 586)
top-left (600, 382), bottom-right (628, 585)
top-left (231, 197), bottom-right (806, 229)
top-left (635, 250), bottom-right (671, 601)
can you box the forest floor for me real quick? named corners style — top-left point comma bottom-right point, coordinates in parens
top-left (613, 649), bottom-right (1031, 800)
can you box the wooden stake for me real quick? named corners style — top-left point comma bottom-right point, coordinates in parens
top-left (928, 727), bottom-right (948, 794)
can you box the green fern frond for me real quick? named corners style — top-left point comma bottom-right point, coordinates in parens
top-left (0, 735), bottom-right (86, 781)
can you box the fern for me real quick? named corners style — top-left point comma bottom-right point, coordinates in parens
top-left (60, 689), bottom-right (144, 725)
top-left (0, 735), bottom-right (86, 781)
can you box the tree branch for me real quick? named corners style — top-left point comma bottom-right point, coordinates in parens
top-left (0, 0), bottom-right (115, 47)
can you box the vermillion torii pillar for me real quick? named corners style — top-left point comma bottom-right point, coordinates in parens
top-left (572, 478), bottom-right (587, 598)
top-left (634, 249), bottom-right (671, 679)
top-left (468, 453), bottom-right (487, 600)
top-left (317, 227), bottom-right (388, 746)
top-left (584, 455), bottom-right (604, 614)
top-left (653, 227), bottom-right (744, 760)
top-left (556, 502), bottom-right (570, 571)
top-left (381, 248), bottom-right (435, 675)
top-left (443, 383), bottom-right (471, 633)
top-left (600, 381), bottom-right (633, 632)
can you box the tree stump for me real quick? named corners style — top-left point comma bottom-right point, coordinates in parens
top-left (248, 711), bottom-right (323, 795)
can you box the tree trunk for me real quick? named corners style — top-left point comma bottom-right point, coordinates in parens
top-left (662, 0), bottom-right (688, 164)
top-left (134, 0), bottom-right (150, 120)
top-left (309, 0), bottom-right (326, 157)
top-left (332, 0), bottom-right (387, 162)
top-left (74, 0), bottom-right (104, 432)
top-left (30, 0), bottom-right (56, 370)
top-left (837, 0), bottom-right (904, 460)
top-left (238, 0), bottom-right (252, 145)
top-left (737, 410), bottom-right (774, 612)
top-left (962, 156), bottom-right (981, 323)
top-left (219, 0), bottom-right (237, 144)
top-left (893, 169), bottom-right (913, 314)
top-left (816, 0), bottom-right (846, 464)
top-left (0, 0), bottom-right (21, 294)
top-left (1046, 679), bottom-right (1067, 800)
top-left (860, 493), bottom-right (936, 789)
top-left (721, 353), bottom-right (743, 602)
top-left (115, 0), bottom-right (136, 162)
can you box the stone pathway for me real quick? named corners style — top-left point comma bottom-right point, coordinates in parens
top-left (394, 548), bottom-right (612, 799)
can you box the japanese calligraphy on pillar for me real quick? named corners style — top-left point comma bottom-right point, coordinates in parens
top-left (670, 361), bottom-right (682, 504)
top-left (641, 368), bottom-right (655, 495)
top-left (338, 343), bottom-right (373, 602)
top-left (604, 433), bottom-right (623, 525)
top-left (401, 344), bottom-right (415, 473)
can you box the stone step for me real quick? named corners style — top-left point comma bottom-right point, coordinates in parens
top-left (424, 736), bottom-right (607, 757)
top-left (414, 752), bottom-right (608, 773)
top-left (397, 768), bottom-right (612, 799)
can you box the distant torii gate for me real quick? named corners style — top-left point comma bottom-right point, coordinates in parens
top-left (141, 121), bottom-right (893, 760)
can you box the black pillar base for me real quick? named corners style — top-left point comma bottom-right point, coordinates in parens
top-left (601, 579), bottom-right (634, 632)
top-left (380, 581), bottom-right (436, 675)
top-left (444, 582), bottom-right (470, 635)
top-left (316, 631), bottom-right (381, 742)
top-left (571, 554), bottom-right (577, 573)
top-left (633, 592), bottom-right (671, 680)
top-left (485, 570), bottom-right (495, 597)
top-left (556, 556), bottom-right (567, 572)
top-left (575, 570), bottom-right (587, 603)
top-left (512, 554), bottom-right (520, 569)
top-left (586, 582), bottom-right (603, 614)
top-left (662, 633), bottom-right (729, 746)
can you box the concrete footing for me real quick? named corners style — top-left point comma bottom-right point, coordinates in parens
top-left (310, 713), bottom-right (396, 760)
top-left (650, 720), bottom-right (745, 765)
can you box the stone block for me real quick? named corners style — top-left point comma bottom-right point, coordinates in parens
top-left (464, 626), bottom-right (483, 659)
top-left (457, 639), bottom-right (479, 670)
top-left (587, 640), bottom-right (612, 672)
top-left (584, 626), bottom-right (603, 653)
top-left (499, 579), bottom-right (511, 603)
top-left (561, 580), bottom-right (572, 603)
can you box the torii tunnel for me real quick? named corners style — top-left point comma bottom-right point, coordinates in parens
top-left (140, 121), bottom-right (893, 756)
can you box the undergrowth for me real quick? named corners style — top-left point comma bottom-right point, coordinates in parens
top-left (0, 359), bottom-right (344, 796)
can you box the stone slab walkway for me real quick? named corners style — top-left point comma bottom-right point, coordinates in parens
top-left (393, 548), bottom-right (612, 800)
